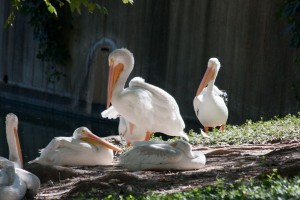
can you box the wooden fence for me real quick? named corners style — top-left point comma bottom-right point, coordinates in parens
top-left (0, 0), bottom-right (299, 126)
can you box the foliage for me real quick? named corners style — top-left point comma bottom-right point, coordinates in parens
top-left (144, 172), bottom-right (300, 200)
top-left (184, 113), bottom-right (300, 146)
top-left (278, 0), bottom-right (300, 100)
top-left (73, 170), bottom-right (300, 200)
top-left (150, 113), bottom-right (300, 146)
top-left (18, 0), bottom-right (71, 83)
top-left (5, 0), bottom-right (133, 83)
top-left (278, 0), bottom-right (300, 50)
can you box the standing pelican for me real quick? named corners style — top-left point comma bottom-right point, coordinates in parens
top-left (106, 48), bottom-right (188, 140)
top-left (119, 140), bottom-right (206, 171)
top-left (101, 106), bottom-right (149, 146)
top-left (193, 58), bottom-right (228, 133)
top-left (30, 127), bottom-right (123, 166)
top-left (118, 117), bottom-right (149, 146)
top-left (0, 113), bottom-right (40, 200)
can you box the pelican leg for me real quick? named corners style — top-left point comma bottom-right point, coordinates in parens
top-left (220, 124), bottom-right (225, 132)
top-left (144, 131), bottom-right (152, 141)
top-left (204, 127), bottom-right (209, 133)
top-left (129, 122), bottom-right (134, 135)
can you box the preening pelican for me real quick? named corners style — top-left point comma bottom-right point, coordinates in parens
top-left (0, 113), bottom-right (40, 200)
top-left (119, 140), bottom-right (206, 171)
top-left (101, 106), bottom-right (148, 146)
top-left (106, 48), bottom-right (188, 140)
top-left (30, 127), bottom-right (123, 166)
top-left (193, 58), bottom-right (228, 133)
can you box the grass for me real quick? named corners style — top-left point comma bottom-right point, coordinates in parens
top-left (71, 114), bottom-right (300, 200)
top-left (74, 170), bottom-right (300, 200)
top-left (181, 113), bottom-right (300, 146)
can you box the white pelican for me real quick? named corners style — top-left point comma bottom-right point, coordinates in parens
top-left (101, 106), bottom-right (148, 146)
top-left (193, 58), bottom-right (228, 133)
top-left (119, 140), bottom-right (206, 171)
top-left (0, 113), bottom-right (40, 199)
top-left (29, 127), bottom-right (123, 166)
top-left (106, 48), bottom-right (188, 140)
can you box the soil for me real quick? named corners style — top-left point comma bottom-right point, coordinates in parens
top-left (24, 136), bottom-right (300, 199)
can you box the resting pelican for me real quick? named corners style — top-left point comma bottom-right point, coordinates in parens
top-left (0, 113), bottom-right (40, 199)
top-left (119, 140), bottom-right (206, 171)
top-left (193, 58), bottom-right (228, 133)
top-left (101, 106), bottom-right (148, 146)
top-left (30, 127), bottom-right (123, 166)
top-left (106, 48), bottom-right (188, 140)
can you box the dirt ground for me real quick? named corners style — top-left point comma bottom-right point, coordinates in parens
top-left (25, 136), bottom-right (300, 199)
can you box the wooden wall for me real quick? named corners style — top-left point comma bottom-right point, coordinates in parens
top-left (0, 0), bottom-right (299, 125)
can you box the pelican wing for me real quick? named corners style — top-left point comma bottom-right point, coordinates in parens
top-left (101, 106), bottom-right (120, 119)
top-left (0, 157), bottom-right (15, 186)
top-left (119, 143), bottom-right (183, 171)
top-left (132, 140), bottom-right (169, 147)
top-left (38, 137), bottom-right (71, 155)
top-left (16, 168), bottom-right (40, 199)
top-left (129, 77), bottom-right (185, 127)
top-left (193, 96), bottom-right (201, 117)
top-left (0, 158), bottom-right (40, 199)
top-left (30, 137), bottom-right (92, 165)
top-left (129, 77), bottom-right (178, 114)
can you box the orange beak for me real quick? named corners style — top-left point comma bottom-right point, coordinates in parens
top-left (196, 65), bottom-right (216, 96)
top-left (82, 130), bottom-right (123, 152)
top-left (107, 61), bottom-right (124, 108)
top-left (14, 127), bottom-right (23, 168)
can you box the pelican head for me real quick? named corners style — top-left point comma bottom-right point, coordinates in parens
top-left (107, 48), bottom-right (134, 108)
top-left (73, 127), bottom-right (123, 152)
top-left (170, 140), bottom-right (194, 158)
top-left (5, 113), bottom-right (23, 168)
top-left (196, 58), bottom-right (221, 96)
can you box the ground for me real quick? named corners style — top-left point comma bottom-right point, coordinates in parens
top-left (24, 136), bottom-right (300, 200)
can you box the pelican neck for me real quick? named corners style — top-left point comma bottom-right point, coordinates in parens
top-left (206, 80), bottom-right (215, 92)
top-left (112, 68), bottom-right (131, 97)
top-left (6, 127), bottom-right (21, 168)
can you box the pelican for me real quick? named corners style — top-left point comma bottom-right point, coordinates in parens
top-left (101, 106), bottom-right (149, 146)
top-left (0, 113), bottom-right (40, 200)
top-left (119, 116), bottom-right (149, 146)
top-left (106, 48), bottom-right (188, 141)
top-left (29, 127), bottom-right (123, 166)
top-left (193, 58), bottom-right (228, 133)
top-left (119, 140), bottom-right (206, 171)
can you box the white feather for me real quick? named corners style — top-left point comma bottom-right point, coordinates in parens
top-left (119, 140), bottom-right (206, 171)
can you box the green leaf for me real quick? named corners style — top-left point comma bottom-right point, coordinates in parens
top-left (69, 0), bottom-right (81, 14)
top-left (122, 0), bottom-right (134, 4)
top-left (4, 12), bottom-right (15, 28)
top-left (58, 1), bottom-right (65, 7)
top-left (43, 0), bottom-right (57, 16)
top-left (96, 4), bottom-right (108, 15)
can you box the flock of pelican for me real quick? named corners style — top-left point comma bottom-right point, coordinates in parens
top-left (0, 48), bottom-right (228, 199)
